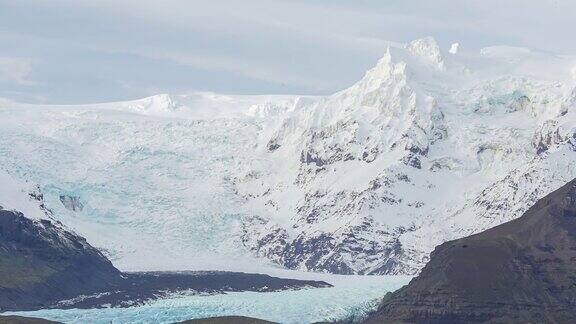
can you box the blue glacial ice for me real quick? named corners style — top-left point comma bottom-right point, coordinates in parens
top-left (4, 275), bottom-right (410, 324)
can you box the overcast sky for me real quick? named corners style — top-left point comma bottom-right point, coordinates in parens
top-left (1, 0), bottom-right (575, 104)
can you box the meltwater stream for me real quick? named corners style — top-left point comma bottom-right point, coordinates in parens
top-left (4, 276), bottom-right (410, 324)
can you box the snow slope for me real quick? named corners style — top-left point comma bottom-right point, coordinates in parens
top-left (0, 169), bottom-right (47, 220)
top-left (0, 94), bottom-right (282, 271)
top-left (0, 37), bottom-right (575, 275)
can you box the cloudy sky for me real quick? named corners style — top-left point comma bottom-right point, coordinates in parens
top-left (1, 0), bottom-right (574, 104)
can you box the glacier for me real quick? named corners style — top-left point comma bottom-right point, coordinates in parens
top-left (0, 37), bottom-right (575, 276)
top-left (3, 275), bottom-right (411, 324)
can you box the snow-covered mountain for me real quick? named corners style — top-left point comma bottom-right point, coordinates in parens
top-left (1, 37), bottom-right (575, 275)
top-left (234, 37), bottom-right (576, 274)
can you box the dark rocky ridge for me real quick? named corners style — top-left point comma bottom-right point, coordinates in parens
top-left (0, 209), bottom-right (121, 311)
top-left (178, 316), bottom-right (275, 324)
top-left (0, 315), bottom-right (59, 323)
top-left (0, 209), bottom-right (330, 312)
top-left (365, 178), bottom-right (576, 323)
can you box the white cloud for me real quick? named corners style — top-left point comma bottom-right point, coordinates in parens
top-left (2, 0), bottom-right (576, 103)
top-left (0, 57), bottom-right (35, 86)
top-left (104, 47), bottom-right (335, 91)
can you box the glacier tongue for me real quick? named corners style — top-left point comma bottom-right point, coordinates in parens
top-left (1, 37), bottom-right (576, 275)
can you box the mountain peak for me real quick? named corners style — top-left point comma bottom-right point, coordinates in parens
top-left (144, 93), bottom-right (177, 110)
top-left (357, 46), bottom-right (406, 88)
top-left (449, 42), bottom-right (460, 54)
top-left (406, 36), bottom-right (445, 70)
top-left (124, 93), bottom-right (179, 115)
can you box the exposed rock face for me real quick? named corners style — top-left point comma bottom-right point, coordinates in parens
top-left (0, 315), bottom-right (60, 324)
top-left (0, 209), bottom-right (122, 311)
top-left (365, 178), bottom-right (576, 323)
top-left (51, 271), bottom-right (330, 310)
top-left (178, 316), bottom-right (275, 324)
top-left (58, 195), bottom-right (84, 212)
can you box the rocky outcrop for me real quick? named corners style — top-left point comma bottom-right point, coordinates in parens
top-left (532, 119), bottom-right (576, 155)
top-left (58, 195), bottom-right (84, 212)
top-left (0, 208), bottom-right (122, 311)
top-left (0, 316), bottom-right (60, 324)
top-left (178, 316), bottom-right (275, 324)
top-left (365, 178), bottom-right (576, 323)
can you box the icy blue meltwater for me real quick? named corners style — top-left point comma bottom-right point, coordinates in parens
top-left (4, 275), bottom-right (410, 324)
